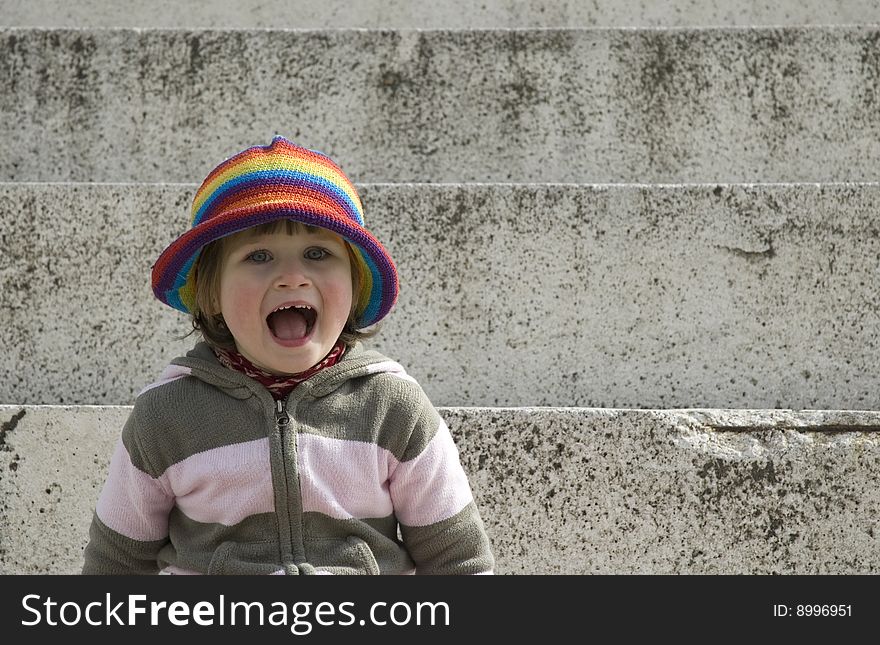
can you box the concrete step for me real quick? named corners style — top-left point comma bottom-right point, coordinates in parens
top-left (2, 404), bottom-right (878, 574)
top-left (2, 27), bottom-right (879, 183)
top-left (4, 0), bottom-right (877, 29)
top-left (2, 182), bottom-right (878, 409)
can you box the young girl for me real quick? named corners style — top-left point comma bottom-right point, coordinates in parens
top-left (82, 136), bottom-right (494, 575)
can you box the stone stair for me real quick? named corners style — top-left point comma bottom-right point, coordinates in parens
top-left (4, 0), bottom-right (880, 29)
top-left (1, 2), bottom-right (878, 574)
top-left (3, 27), bottom-right (880, 183)
top-left (3, 405), bottom-right (880, 574)
top-left (3, 182), bottom-right (879, 409)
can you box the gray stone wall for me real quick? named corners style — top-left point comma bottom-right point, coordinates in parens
top-left (2, 2), bottom-right (878, 578)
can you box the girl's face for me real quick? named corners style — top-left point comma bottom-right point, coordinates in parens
top-left (218, 227), bottom-right (353, 375)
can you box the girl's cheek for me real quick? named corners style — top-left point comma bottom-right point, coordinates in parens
top-left (220, 275), bottom-right (258, 314)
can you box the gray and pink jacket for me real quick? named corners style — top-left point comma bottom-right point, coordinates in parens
top-left (82, 342), bottom-right (494, 575)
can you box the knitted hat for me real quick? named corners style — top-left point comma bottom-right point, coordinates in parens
top-left (151, 136), bottom-right (398, 328)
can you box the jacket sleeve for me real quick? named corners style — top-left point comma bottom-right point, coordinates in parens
top-left (389, 403), bottom-right (494, 575)
top-left (82, 414), bottom-right (174, 574)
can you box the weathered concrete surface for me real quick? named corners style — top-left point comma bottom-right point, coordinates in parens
top-left (3, 0), bottom-right (879, 28)
top-left (1, 405), bottom-right (878, 574)
top-left (2, 182), bottom-right (879, 409)
top-left (2, 28), bottom-right (880, 183)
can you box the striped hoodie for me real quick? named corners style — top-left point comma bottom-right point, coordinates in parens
top-left (82, 342), bottom-right (494, 575)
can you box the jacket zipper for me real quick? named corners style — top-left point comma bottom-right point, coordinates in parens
top-left (275, 399), bottom-right (290, 430)
top-left (274, 398), bottom-right (297, 570)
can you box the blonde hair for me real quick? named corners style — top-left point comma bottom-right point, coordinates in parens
top-left (185, 220), bottom-right (376, 350)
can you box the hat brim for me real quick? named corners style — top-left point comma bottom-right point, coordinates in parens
top-left (151, 203), bottom-right (398, 329)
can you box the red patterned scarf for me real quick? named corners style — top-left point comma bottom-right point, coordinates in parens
top-left (212, 342), bottom-right (346, 400)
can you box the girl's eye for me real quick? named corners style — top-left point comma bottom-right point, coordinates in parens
top-left (246, 250), bottom-right (272, 263)
top-left (304, 247), bottom-right (329, 261)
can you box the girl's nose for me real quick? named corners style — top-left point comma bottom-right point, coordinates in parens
top-left (273, 257), bottom-right (310, 289)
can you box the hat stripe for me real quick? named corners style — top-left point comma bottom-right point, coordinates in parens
top-left (193, 170), bottom-right (363, 227)
top-left (193, 144), bottom-right (362, 218)
top-left (168, 252), bottom-right (198, 312)
top-left (195, 141), bottom-right (356, 204)
top-left (355, 249), bottom-right (383, 324)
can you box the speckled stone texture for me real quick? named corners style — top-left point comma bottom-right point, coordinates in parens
top-left (1, 405), bottom-right (878, 574)
top-left (2, 28), bottom-right (880, 183)
top-left (2, 182), bottom-right (879, 409)
top-left (3, 0), bottom-right (878, 28)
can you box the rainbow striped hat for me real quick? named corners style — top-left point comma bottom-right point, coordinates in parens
top-left (151, 136), bottom-right (398, 328)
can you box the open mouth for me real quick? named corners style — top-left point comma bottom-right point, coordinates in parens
top-left (266, 304), bottom-right (317, 341)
